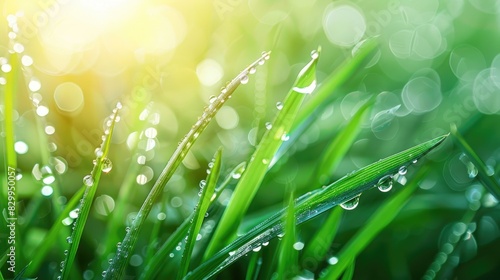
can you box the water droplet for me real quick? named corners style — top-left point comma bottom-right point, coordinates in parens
top-left (94, 148), bottom-right (103, 158)
top-left (199, 180), bottom-right (206, 189)
top-left (117, 242), bottom-right (122, 248)
top-left (252, 246), bottom-right (262, 252)
top-left (262, 241), bottom-right (269, 246)
top-left (64, 250), bottom-right (68, 255)
top-left (276, 102), bottom-right (283, 110)
top-left (412, 159), bottom-right (418, 164)
top-left (459, 153), bottom-right (478, 178)
top-left (281, 133), bottom-right (290, 141)
top-left (262, 51), bottom-right (271, 60)
top-left (125, 227), bottom-right (130, 233)
top-left (262, 158), bottom-right (269, 165)
top-left (340, 195), bottom-right (360, 210)
top-left (310, 50), bottom-right (319, 59)
top-left (293, 242), bottom-right (305, 250)
top-left (169, 253), bottom-right (174, 258)
top-left (229, 251), bottom-right (236, 256)
top-left (377, 175), bottom-right (393, 192)
top-left (240, 75), bottom-right (249, 84)
top-left (102, 158), bottom-right (113, 173)
top-left (102, 271), bottom-right (107, 277)
top-left (265, 122), bottom-right (272, 130)
top-left (249, 67), bottom-right (256, 74)
top-left (209, 95), bottom-right (217, 103)
top-left (258, 59), bottom-right (265, 65)
top-left (66, 236), bottom-right (73, 243)
top-left (398, 166), bottom-right (407, 175)
top-left (83, 175), bottom-right (94, 186)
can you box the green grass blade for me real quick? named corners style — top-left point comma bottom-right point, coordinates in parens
top-left (316, 98), bottom-right (373, 185)
top-left (301, 206), bottom-right (343, 269)
top-left (60, 104), bottom-right (122, 280)
top-left (342, 260), bottom-right (355, 280)
top-left (205, 48), bottom-right (321, 258)
top-left (272, 38), bottom-right (378, 165)
top-left (320, 167), bottom-right (427, 279)
top-left (450, 124), bottom-right (500, 200)
top-left (104, 52), bottom-right (269, 280)
top-left (276, 191), bottom-right (298, 279)
top-left (177, 148), bottom-right (222, 279)
top-left (139, 161), bottom-right (245, 280)
top-left (245, 252), bottom-right (262, 280)
top-left (294, 38), bottom-right (378, 131)
top-left (186, 135), bottom-right (447, 279)
top-left (25, 186), bottom-right (85, 276)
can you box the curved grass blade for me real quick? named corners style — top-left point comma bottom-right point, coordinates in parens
top-left (245, 252), bottom-right (262, 280)
top-left (177, 148), bottom-right (222, 279)
top-left (450, 124), bottom-right (500, 200)
top-left (60, 103), bottom-right (122, 280)
top-left (185, 135), bottom-right (447, 279)
top-left (300, 206), bottom-right (343, 269)
top-left (272, 38), bottom-right (378, 166)
top-left (205, 48), bottom-right (321, 259)
top-left (25, 186), bottom-right (85, 276)
top-left (139, 161), bottom-right (246, 280)
top-left (276, 191), bottom-right (298, 279)
top-left (316, 98), bottom-right (373, 185)
top-left (320, 167), bottom-right (427, 279)
top-left (103, 52), bottom-right (270, 280)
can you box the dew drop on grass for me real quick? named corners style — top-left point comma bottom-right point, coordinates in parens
top-left (281, 133), bottom-right (290, 141)
top-left (262, 158), bottom-right (269, 165)
top-left (398, 166), bottom-right (408, 175)
top-left (102, 271), bottom-right (107, 277)
top-left (265, 122), bottom-right (272, 130)
top-left (209, 95), bottom-right (217, 104)
top-left (310, 50), bottom-right (319, 59)
top-left (377, 175), bottom-right (393, 192)
top-left (276, 102), bottom-right (283, 110)
top-left (240, 75), bottom-right (249, 84)
top-left (83, 175), bottom-right (93, 186)
top-left (293, 242), bottom-right (305, 250)
top-left (459, 153), bottom-right (478, 178)
top-left (169, 253), bottom-right (174, 258)
top-left (262, 241), bottom-right (269, 246)
top-left (252, 246), bottom-right (262, 252)
top-left (66, 237), bottom-right (72, 244)
top-left (102, 158), bottom-right (113, 173)
top-left (249, 67), bottom-right (256, 74)
top-left (340, 195), bottom-right (360, 210)
top-left (258, 59), bottom-right (265, 66)
top-left (412, 159), bottom-right (418, 164)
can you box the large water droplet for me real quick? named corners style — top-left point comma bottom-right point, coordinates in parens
top-left (377, 175), bottom-right (393, 192)
top-left (398, 166), bottom-right (408, 175)
top-left (102, 158), bottom-right (113, 173)
top-left (83, 175), bottom-right (94, 186)
top-left (240, 75), bottom-right (249, 84)
top-left (340, 195), bottom-right (360, 210)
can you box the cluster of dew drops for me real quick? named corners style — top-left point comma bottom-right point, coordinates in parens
top-left (339, 163), bottom-right (412, 211)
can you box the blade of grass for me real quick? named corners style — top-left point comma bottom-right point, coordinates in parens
top-left (272, 38), bottom-right (378, 166)
top-left (139, 161), bottom-right (246, 280)
top-left (450, 124), bottom-right (500, 200)
top-left (342, 260), bottom-right (356, 280)
top-left (186, 135), bottom-right (447, 279)
top-left (245, 252), bottom-right (262, 280)
top-left (301, 206), bottom-right (343, 269)
top-left (205, 47), bottom-right (321, 258)
top-left (104, 51), bottom-right (270, 280)
top-left (25, 186), bottom-right (85, 276)
top-left (177, 148), bottom-right (222, 279)
top-left (60, 104), bottom-right (122, 280)
top-left (320, 166), bottom-right (427, 279)
top-left (276, 190), bottom-right (297, 279)
top-left (316, 98), bottom-right (373, 185)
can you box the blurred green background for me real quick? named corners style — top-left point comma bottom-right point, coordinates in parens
top-left (2, 0), bottom-right (500, 279)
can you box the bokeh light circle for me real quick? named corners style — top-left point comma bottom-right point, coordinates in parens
top-left (323, 4), bottom-right (366, 47)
